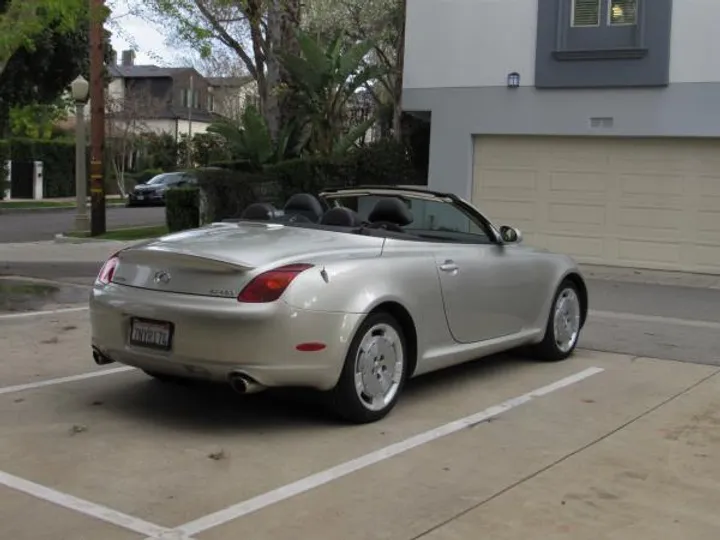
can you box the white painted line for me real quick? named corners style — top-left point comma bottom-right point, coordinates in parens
top-left (176, 366), bottom-right (605, 536)
top-left (0, 306), bottom-right (89, 320)
top-left (0, 367), bottom-right (135, 396)
top-left (590, 309), bottom-right (720, 330)
top-left (0, 470), bottom-right (173, 537)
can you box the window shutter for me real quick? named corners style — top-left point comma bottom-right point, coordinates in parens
top-left (572, 0), bottom-right (600, 27)
top-left (609, 0), bottom-right (637, 25)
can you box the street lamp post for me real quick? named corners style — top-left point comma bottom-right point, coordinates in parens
top-left (71, 75), bottom-right (90, 233)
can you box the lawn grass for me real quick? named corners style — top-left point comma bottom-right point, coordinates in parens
top-left (66, 224), bottom-right (169, 241)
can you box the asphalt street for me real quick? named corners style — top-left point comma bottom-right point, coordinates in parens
top-left (0, 206), bottom-right (165, 243)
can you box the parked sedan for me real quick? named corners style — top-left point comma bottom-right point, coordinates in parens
top-left (91, 185), bottom-right (588, 423)
top-left (127, 171), bottom-right (197, 207)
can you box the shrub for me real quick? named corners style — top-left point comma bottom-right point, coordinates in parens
top-left (165, 187), bottom-right (200, 232)
top-left (0, 140), bottom-right (9, 199)
top-left (7, 138), bottom-right (75, 197)
top-left (195, 168), bottom-right (276, 223)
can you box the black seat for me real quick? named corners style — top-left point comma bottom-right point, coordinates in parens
top-left (241, 202), bottom-right (277, 221)
top-left (367, 198), bottom-right (414, 230)
top-left (320, 207), bottom-right (363, 227)
top-left (283, 193), bottom-right (324, 223)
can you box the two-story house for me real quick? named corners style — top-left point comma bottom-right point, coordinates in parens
top-left (107, 50), bottom-right (218, 139)
top-left (403, 0), bottom-right (720, 274)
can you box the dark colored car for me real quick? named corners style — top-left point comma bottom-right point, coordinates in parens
top-left (127, 172), bottom-right (197, 207)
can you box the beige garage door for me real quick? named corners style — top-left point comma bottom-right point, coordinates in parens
top-left (472, 136), bottom-right (720, 274)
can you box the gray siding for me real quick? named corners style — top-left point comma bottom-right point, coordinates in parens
top-left (535, 0), bottom-right (673, 88)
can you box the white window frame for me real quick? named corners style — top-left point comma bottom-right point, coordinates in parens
top-left (607, 0), bottom-right (638, 26)
top-left (571, 0), bottom-right (601, 28)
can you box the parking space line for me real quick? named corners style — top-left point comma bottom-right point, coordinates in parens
top-left (176, 366), bottom-right (605, 536)
top-left (0, 470), bottom-right (174, 538)
top-left (589, 309), bottom-right (720, 330)
top-left (0, 367), bottom-right (135, 396)
top-left (0, 306), bottom-right (89, 321)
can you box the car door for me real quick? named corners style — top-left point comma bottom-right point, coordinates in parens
top-left (433, 242), bottom-right (547, 343)
top-left (400, 196), bottom-right (541, 344)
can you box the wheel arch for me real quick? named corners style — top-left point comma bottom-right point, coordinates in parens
top-left (366, 300), bottom-right (419, 379)
top-left (562, 271), bottom-right (588, 327)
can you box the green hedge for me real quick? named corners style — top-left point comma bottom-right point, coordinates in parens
top-left (0, 140), bottom-right (9, 199)
top-left (6, 138), bottom-right (75, 197)
top-left (174, 139), bottom-right (427, 228)
top-left (165, 187), bottom-right (200, 232)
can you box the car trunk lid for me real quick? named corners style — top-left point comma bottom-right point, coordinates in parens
top-left (111, 222), bottom-right (384, 297)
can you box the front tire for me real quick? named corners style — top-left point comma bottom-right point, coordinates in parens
top-left (328, 312), bottom-right (408, 424)
top-left (530, 279), bottom-right (582, 361)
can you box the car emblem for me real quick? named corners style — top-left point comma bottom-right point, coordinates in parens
top-left (153, 270), bottom-right (171, 284)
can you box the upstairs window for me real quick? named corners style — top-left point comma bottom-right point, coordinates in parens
top-left (571, 0), bottom-right (600, 27)
top-left (609, 0), bottom-right (637, 25)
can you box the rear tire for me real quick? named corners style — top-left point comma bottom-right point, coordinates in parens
top-left (530, 279), bottom-right (582, 361)
top-left (328, 312), bottom-right (408, 424)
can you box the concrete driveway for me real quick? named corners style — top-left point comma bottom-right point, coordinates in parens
top-left (1, 308), bottom-right (719, 539)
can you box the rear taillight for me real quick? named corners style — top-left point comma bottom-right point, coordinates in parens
top-left (96, 254), bottom-right (120, 285)
top-left (237, 264), bottom-right (313, 303)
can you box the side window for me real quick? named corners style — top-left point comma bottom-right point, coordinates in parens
top-left (402, 199), bottom-right (490, 243)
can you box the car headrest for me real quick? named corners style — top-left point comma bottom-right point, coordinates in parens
top-left (241, 202), bottom-right (277, 221)
top-left (283, 193), bottom-right (324, 223)
top-left (367, 198), bottom-right (414, 227)
top-left (320, 207), bottom-right (363, 227)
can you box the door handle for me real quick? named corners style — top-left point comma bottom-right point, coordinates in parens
top-left (439, 260), bottom-right (459, 272)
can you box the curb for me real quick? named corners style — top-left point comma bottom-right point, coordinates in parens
top-left (0, 203), bottom-right (125, 215)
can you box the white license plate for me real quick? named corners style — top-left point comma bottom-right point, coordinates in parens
top-left (136, 195), bottom-right (144, 200)
top-left (129, 318), bottom-right (173, 350)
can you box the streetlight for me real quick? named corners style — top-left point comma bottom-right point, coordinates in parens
top-left (70, 75), bottom-right (90, 233)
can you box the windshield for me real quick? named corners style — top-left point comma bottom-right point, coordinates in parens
top-left (325, 193), bottom-right (492, 243)
top-left (146, 173), bottom-right (186, 185)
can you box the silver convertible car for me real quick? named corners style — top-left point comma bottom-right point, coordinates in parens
top-left (90, 185), bottom-right (588, 423)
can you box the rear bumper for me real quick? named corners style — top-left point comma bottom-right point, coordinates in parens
top-left (90, 283), bottom-right (363, 390)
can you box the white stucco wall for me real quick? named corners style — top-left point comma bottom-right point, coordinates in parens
top-left (669, 0), bottom-right (720, 83)
top-left (403, 0), bottom-right (538, 89)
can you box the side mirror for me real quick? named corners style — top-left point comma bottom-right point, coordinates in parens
top-left (499, 225), bottom-right (523, 244)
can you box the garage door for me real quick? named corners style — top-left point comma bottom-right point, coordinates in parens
top-left (472, 136), bottom-right (720, 274)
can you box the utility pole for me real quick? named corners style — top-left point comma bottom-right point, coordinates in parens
top-left (89, 0), bottom-right (106, 235)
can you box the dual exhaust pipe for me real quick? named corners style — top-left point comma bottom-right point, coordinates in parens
top-left (92, 347), bottom-right (264, 395)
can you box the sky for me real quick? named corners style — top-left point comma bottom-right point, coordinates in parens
top-left (108, 0), bottom-right (179, 66)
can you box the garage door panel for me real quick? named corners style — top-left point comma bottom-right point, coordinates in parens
top-left (549, 172), bottom-right (608, 194)
top-left (472, 136), bottom-right (720, 273)
top-left (617, 239), bottom-right (682, 265)
top-left (543, 234), bottom-right (606, 259)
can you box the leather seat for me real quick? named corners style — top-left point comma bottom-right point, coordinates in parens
top-left (367, 198), bottom-right (414, 230)
top-left (320, 207), bottom-right (363, 227)
top-left (283, 193), bottom-right (324, 223)
top-left (241, 202), bottom-right (277, 221)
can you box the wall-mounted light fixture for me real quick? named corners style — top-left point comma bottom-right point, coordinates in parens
top-left (507, 72), bottom-right (520, 88)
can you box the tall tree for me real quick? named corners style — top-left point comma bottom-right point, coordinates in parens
top-left (0, 0), bottom-right (86, 76)
top-left (0, 0), bottom-right (114, 136)
top-left (138, 0), bottom-right (302, 141)
top-left (302, 0), bottom-right (407, 140)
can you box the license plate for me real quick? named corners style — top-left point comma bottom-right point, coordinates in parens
top-left (129, 318), bottom-right (173, 351)
top-left (137, 195), bottom-right (144, 200)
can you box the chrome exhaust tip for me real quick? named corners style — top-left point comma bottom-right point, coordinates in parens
top-left (228, 372), bottom-right (265, 395)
